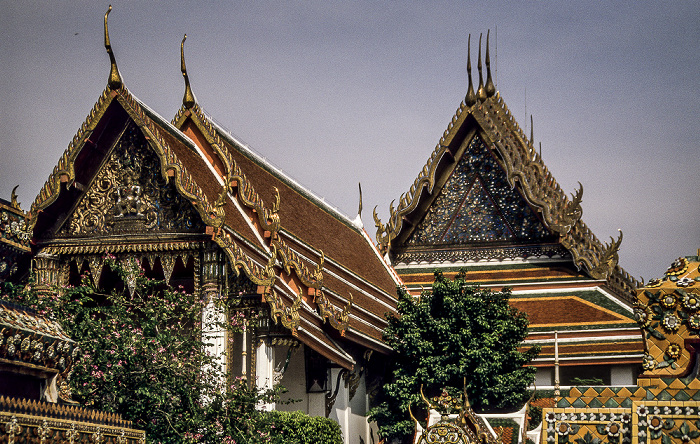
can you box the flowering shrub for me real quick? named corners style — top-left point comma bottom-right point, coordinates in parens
top-left (2, 257), bottom-right (281, 443)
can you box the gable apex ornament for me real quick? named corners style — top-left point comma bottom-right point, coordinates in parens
top-left (465, 34), bottom-right (477, 107)
top-left (476, 33), bottom-right (486, 101)
top-left (181, 34), bottom-right (196, 108)
top-left (104, 5), bottom-right (122, 90)
top-left (484, 29), bottom-right (496, 97)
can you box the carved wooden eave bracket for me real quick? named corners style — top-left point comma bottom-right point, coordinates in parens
top-left (173, 102), bottom-right (353, 336)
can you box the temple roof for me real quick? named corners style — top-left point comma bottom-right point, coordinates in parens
top-left (170, 98), bottom-right (400, 367)
top-left (26, 18), bottom-right (400, 370)
top-left (0, 300), bottom-right (75, 376)
top-left (375, 34), bottom-right (638, 303)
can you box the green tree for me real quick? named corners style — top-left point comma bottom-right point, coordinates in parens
top-left (368, 271), bottom-right (539, 443)
top-left (2, 256), bottom-right (280, 444)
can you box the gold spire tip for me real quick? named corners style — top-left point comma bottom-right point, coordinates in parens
top-left (181, 33), bottom-right (195, 108)
top-left (477, 33), bottom-right (486, 101)
top-left (465, 34), bottom-right (476, 107)
top-left (485, 29), bottom-right (496, 97)
top-left (104, 5), bottom-right (122, 89)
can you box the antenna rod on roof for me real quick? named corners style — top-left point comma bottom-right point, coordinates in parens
top-left (104, 5), bottom-right (122, 90)
top-left (181, 34), bottom-right (195, 108)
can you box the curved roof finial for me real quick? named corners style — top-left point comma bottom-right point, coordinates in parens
top-left (181, 34), bottom-right (196, 108)
top-left (357, 182), bottom-right (363, 219)
top-left (476, 33), bottom-right (486, 101)
top-left (104, 5), bottom-right (122, 90)
top-left (485, 30), bottom-right (496, 97)
top-left (465, 34), bottom-right (476, 107)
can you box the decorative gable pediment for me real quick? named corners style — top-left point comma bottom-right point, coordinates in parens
top-left (405, 135), bottom-right (552, 248)
top-left (55, 121), bottom-right (204, 239)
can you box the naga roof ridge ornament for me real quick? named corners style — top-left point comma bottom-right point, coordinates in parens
top-left (465, 34), bottom-right (477, 107)
top-left (357, 182), bottom-right (363, 219)
top-left (104, 5), bottom-right (122, 90)
top-left (476, 33), bottom-right (486, 102)
top-left (181, 34), bottom-right (196, 109)
top-left (485, 29), bottom-right (496, 97)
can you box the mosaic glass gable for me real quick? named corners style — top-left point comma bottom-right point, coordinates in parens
top-left (406, 135), bottom-right (551, 246)
top-left (58, 122), bottom-right (204, 237)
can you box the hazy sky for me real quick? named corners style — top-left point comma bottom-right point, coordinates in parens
top-left (1, 2), bottom-right (698, 282)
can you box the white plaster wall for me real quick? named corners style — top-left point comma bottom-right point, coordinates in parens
top-left (610, 364), bottom-right (637, 386)
top-left (328, 367), bottom-right (350, 444)
top-left (348, 373), bottom-right (371, 444)
top-left (276, 344), bottom-right (309, 413)
top-left (534, 367), bottom-right (553, 387)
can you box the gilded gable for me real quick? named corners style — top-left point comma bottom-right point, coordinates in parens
top-left (57, 122), bottom-right (204, 238)
top-left (406, 135), bottom-right (552, 247)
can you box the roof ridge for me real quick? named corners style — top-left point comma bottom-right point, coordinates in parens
top-left (200, 107), bottom-right (361, 230)
top-left (174, 104), bottom-right (357, 336)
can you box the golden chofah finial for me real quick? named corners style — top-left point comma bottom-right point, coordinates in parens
top-left (476, 33), bottom-right (486, 101)
top-left (485, 30), bottom-right (496, 97)
top-left (465, 34), bottom-right (476, 106)
top-left (104, 5), bottom-right (122, 89)
top-left (357, 182), bottom-right (363, 218)
top-left (181, 34), bottom-right (196, 108)
top-left (10, 185), bottom-right (21, 210)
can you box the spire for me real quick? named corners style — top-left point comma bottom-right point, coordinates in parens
top-left (485, 30), bottom-right (496, 97)
top-left (530, 115), bottom-right (534, 147)
top-left (476, 33), bottom-right (486, 101)
top-left (465, 34), bottom-right (476, 107)
top-left (104, 5), bottom-right (122, 90)
top-left (181, 34), bottom-right (196, 108)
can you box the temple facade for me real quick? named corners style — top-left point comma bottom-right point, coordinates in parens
top-left (374, 33), bottom-right (642, 397)
top-left (0, 11), bottom-right (674, 444)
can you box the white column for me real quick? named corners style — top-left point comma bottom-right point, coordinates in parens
top-left (328, 368), bottom-right (350, 444)
top-left (202, 299), bottom-right (227, 384)
top-left (256, 340), bottom-right (275, 411)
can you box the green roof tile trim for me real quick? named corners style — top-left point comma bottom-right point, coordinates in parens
top-left (620, 398), bottom-right (634, 408)
top-left (572, 398), bottom-right (587, 408)
top-left (557, 398), bottom-right (572, 408)
top-left (675, 390), bottom-right (691, 401)
top-left (657, 390), bottom-right (672, 401)
top-left (691, 391), bottom-right (700, 401)
top-left (589, 398), bottom-right (604, 408)
top-left (510, 290), bottom-right (634, 317)
top-left (604, 398), bottom-right (620, 408)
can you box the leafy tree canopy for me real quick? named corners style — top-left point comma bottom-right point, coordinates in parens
top-left (368, 271), bottom-right (540, 443)
top-left (2, 256), bottom-right (280, 443)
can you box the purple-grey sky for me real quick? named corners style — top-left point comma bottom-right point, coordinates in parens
top-left (1, 2), bottom-right (698, 282)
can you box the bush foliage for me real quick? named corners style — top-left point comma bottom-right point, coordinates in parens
top-left (2, 257), bottom-right (285, 443)
top-left (266, 411), bottom-right (342, 444)
top-left (368, 271), bottom-right (540, 443)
